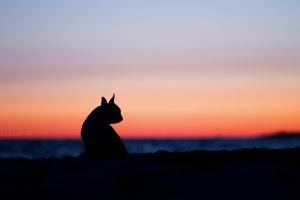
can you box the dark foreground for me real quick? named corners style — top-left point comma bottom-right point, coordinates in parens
top-left (1, 148), bottom-right (300, 200)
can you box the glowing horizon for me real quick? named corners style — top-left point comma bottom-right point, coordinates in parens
top-left (1, 1), bottom-right (300, 139)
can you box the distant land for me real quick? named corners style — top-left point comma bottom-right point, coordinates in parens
top-left (259, 131), bottom-right (300, 139)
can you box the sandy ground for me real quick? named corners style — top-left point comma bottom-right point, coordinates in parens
top-left (0, 148), bottom-right (299, 200)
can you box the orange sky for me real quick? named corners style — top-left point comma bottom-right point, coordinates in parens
top-left (1, 71), bottom-right (300, 139)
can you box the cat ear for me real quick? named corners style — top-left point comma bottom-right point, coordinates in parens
top-left (109, 94), bottom-right (115, 104)
top-left (101, 97), bottom-right (107, 105)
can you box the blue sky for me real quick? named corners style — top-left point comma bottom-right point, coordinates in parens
top-left (1, 0), bottom-right (299, 53)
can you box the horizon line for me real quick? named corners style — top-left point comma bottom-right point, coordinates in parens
top-left (0, 130), bottom-right (299, 141)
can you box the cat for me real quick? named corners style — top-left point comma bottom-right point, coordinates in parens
top-left (81, 94), bottom-right (127, 158)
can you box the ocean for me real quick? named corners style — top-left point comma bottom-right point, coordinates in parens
top-left (1, 137), bottom-right (300, 158)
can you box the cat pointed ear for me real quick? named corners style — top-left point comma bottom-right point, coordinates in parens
top-left (109, 94), bottom-right (115, 104)
top-left (101, 97), bottom-right (107, 105)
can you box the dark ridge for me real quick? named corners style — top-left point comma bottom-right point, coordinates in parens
top-left (0, 148), bottom-right (300, 199)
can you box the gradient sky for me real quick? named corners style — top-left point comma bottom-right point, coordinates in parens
top-left (0, 0), bottom-right (300, 139)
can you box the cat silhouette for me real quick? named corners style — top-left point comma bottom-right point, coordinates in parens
top-left (81, 94), bottom-right (127, 158)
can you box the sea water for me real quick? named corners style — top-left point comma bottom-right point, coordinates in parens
top-left (0, 137), bottom-right (300, 158)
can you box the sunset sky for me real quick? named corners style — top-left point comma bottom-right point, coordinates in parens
top-left (0, 0), bottom-right (300, 139)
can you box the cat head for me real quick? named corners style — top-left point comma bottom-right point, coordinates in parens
top-left (100, 94), bottom-right (123, 124)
